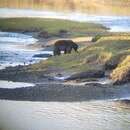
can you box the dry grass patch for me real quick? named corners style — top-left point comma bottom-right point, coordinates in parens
top-left (110, 56), bottom-right (130, 84)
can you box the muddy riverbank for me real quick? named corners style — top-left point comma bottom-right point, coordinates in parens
top-left (0, 81), bottom-right (130, 102)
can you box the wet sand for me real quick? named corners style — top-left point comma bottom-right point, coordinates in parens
top-left (0, 82), bottom-right (130, 102)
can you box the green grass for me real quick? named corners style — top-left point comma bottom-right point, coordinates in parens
top-left (1, 17), bottom-right (130, 83)
top-left (0, 18), bottom-right (107, 37)
top-left (29, 36), bottom-right (130, 75)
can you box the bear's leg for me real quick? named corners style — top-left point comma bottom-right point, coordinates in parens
top-left (54, 47), bottom-right (61, 56)
top-left (66, 47), bottom-right (72, 54)
top-left (53, 49), bottom-right (57, 56)
top-left (64, 49), bottom-right (67, 54)
top-left (57, 50), bottom-right (61, 55)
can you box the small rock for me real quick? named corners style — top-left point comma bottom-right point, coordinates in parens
top-left (33, 54), bottom-right (52, 58)
top-left (59, 29), bottom-right (68, 34)
top-left (85, 82), bottom-right (103, 87)
top-left (38, 31), bottom-right (50, 38)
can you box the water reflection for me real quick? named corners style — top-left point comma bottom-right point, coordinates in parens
top-left (0, 0), bottom-right (130, 15)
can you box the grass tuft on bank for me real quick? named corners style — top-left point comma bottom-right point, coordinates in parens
top-left (110, 56), bottom-right (130, 84)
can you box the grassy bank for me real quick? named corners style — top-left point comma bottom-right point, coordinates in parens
top-left (30, 36), bottom-right (130, 71)
top-left (28, 35), bottom-right (130, 83)
top-left (0, 18), bottom-right (107, 37)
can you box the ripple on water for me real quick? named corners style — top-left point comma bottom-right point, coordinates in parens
top-left (0, 100), bottom-right (130, 130)
top-left (0, 32), bottom-right (53, 69)
top-left (0, 31), bottom-right (38, 43)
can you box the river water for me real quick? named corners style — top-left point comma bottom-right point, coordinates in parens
top-left (0, 100), bottom-right (130, 130)
top-left (0, 2), bottom-right (130, 130)
top-left (0, 31), bottom-right (53, 69)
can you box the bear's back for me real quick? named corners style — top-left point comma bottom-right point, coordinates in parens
top-left (54, 40), bottom-right (73, 46)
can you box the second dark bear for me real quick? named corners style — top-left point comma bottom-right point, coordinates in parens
top-left (53, 40), bottom-right (78, 56)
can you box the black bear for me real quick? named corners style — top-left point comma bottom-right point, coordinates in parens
top-left (53, 40), bottom-right (78, 56)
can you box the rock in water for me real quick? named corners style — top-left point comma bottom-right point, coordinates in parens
top-left (33, 53), bottom-right (52, 58)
